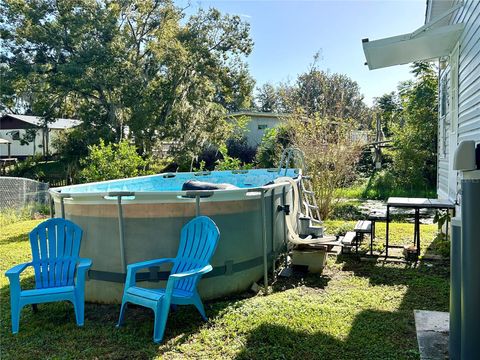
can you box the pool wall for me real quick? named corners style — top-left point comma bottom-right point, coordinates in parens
top-left (50, 171), bottom-right (298, 303)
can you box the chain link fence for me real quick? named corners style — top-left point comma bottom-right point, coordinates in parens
top-left (0, 176), bottom-right (50, 212)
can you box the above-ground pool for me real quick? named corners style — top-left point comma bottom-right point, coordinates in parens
top-left (50, 169), bottom-right (299, 303)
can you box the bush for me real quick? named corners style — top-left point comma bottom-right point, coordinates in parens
top-left (255, 125), bottom-right (294, 168)
top-left (215, 144), bottom-right (253, 171)
top-left (226, 137), bottom-right (257, 164)
top-left (356, 147), bottom-right (375, 177)
top-left (293, 116), bottom-right (363, 219)
top-left (331, 202), bottom-right (363, 221)
top-left (80, 139), bottom-right (151, 182)
top-left (197, 145), bottom-right (222, 170)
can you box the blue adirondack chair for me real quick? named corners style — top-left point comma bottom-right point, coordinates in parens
top-left (117, 216), bottom-right (220, 343)
top-left (5, 218), bottom-right (92, 334)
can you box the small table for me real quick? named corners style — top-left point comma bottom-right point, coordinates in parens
top-left (385, 197), bottom-right (455, 258)
top-left (367, 211), bottom-right (387, 255)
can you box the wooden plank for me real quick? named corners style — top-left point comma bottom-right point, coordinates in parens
top-left (354, 220), bottom-right (371, 233)
top-left (342, 232), bottom-right (356, 245)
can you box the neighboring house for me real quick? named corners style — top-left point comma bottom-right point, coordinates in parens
top-left (0, 114), bottom-right (82, 158)
top-left (362, 0), bottom-right (479, 210)
top-left (227, 111), bottom-right (289, 147)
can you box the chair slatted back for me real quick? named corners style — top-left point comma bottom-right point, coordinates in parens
top-left (29, 218), bottom-right (83, 289)
top-left (171, 216), bottom-right (220, 293)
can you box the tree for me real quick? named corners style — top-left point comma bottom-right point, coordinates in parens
top-left (374, 92), bottom-right (400, 137)
top-left (391, 62), bottom-right (438, 189)
top-left (1, 0), bottom-right (254, 160)
top-left (255, 54), bottom-right (372, 129)
top-left (256, 83), bottom-right (281, 112)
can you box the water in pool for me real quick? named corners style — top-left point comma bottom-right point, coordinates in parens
top-left (59, 169), bottom-right (298, 193)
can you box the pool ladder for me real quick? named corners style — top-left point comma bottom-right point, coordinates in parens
top-left (278, 147), bottom-right (322, 226)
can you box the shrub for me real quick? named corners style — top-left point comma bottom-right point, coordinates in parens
top-left (197, 145), bottom-right (222, 170)
top-left (215, 144), bottom-right (253, 171)
top-left (293, 116), bottom-right (363, 219)
top-left (226, 137), bottom-right (257, 164)
top-left (255, 125), bottom-right (294, 168)
top-left (331, 202), bottom-right (363, 221)
top-left (80, 139), bottom-right (151, 182)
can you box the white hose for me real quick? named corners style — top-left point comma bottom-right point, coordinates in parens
top-left (275, 176), bottom-right (336, 245)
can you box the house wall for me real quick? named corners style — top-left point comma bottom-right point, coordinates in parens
top-left (244, 116), bottom-right (284, 147)
top-left (437, 0), bottom-right (480, 202)
top-left (453, 0), bottom-right (480, 144)
top-left (0, 129), bottom-right (63, 157)
top-left (437, 64), bottom-right (452, 199)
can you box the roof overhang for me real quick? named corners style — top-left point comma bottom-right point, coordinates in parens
top-left (362, 22), bottom-right (464, 70)
top-left (363, 1), bottom-right (464, 70)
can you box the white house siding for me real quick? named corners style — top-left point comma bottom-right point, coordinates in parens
top-left (245, 116), bottom-right (284, 147)
top-left (453, 0), bottom-right (480, 144)
top-left (436, 0), bottom-right (480, 201)
top-left (437, 62), bottom-right (452, 199)
top-left (0, 129), bottom-right (63, 157)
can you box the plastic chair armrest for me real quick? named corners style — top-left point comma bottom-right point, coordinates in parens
top-left (127, 258), bottom-right (175, 273)
top-left (5, 262), bottom-right (31, 278)
top-left (170, 265), bottom-right (213, 280)
top-left (77, 258), bottom-right (93, 270)
top-left (165, 265), bottom-right (212, 294)
top-left (5, 262), bottom-right (31, 294)
top-left (125, 258), bottom-right (175, 288)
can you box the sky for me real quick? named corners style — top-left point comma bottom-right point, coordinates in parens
top-left (180, 0), bottom-right (427, 106)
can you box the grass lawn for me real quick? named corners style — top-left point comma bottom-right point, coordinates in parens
top-left (0, 219), bottom-right (449, 359)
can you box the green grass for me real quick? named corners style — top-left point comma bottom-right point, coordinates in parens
top-left (337, 176), bottom-right (437, 200)
top-left (324, 220), bottom-right (441, 257)
top-left (0, 219), bottom-right (449, 359)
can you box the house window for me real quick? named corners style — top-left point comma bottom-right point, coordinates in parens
top-left (439, 71), bottom-right (449, 158)
top-left (440, 74), bottom-right (449, 118)
top-left (258, 124), bottom-right (268, 130)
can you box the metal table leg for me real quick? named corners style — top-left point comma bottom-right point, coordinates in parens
top-left (386, 205), bottom-right (390, 257)
top-left (415, 208), bottom-right (421, 259)
top-left (370, 220), bottom-right (375, 255)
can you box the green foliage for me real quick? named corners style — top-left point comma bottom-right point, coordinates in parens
top-left (214, 144), bottom-right (252, 170)
top-left (255, 125), bottom-right (294, 168)
top-left (256, 83), bottom-right (281, 112)
top-left (1, 0), bottom-right (254, 164)
top-left (430, 232), bottom-right (450, 258)
top-left (294, 116), bottom-right (363, 219)
top-left (433, 210), bottom-right (451, 231)
top-left (348, 170), bottom-right (436, 200)
top-left (391, 62), bottom-right (438, 189)
top-left (80, 140), bottom-right (150, 182)
top-left (331, 202), bottom-right (363, 221)
top-left (0, 206), bottom-right (47, 227)
top-left (7, 155), bottom-right (46, 180)
top-left (327, 221), bottom-right (354, 236)
top-left (53, 126), bottom-right (115, 181)
top-left (374, 92), bottom-right (400, 137)
top-left (256, 53), bottom-right (373, 129)
top-left (356, 62), bottom-right (439, 199)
